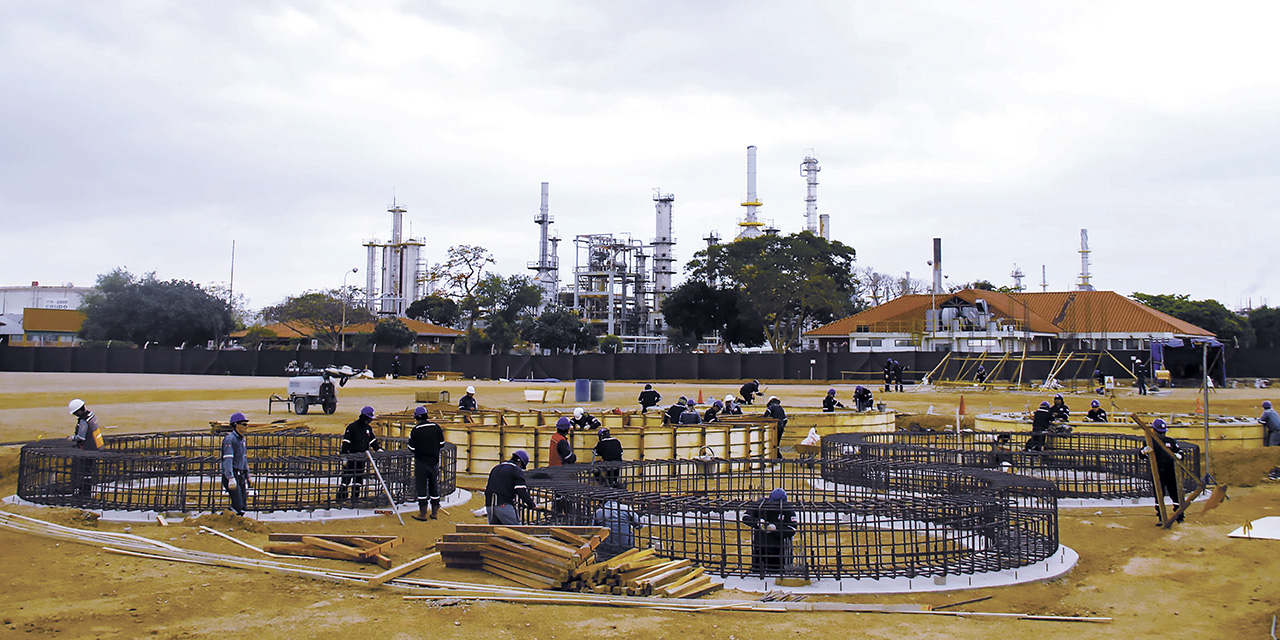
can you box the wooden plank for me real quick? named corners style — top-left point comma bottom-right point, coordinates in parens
top-left (549, 528), bottom-right (589, 547)
top-left (455, 524), bottom-right (607, 537)
top-left (268, 533), bottom-right (400, 545)
top-left (493, 527), bottom-right (579, 559)
top-left (668, 576), bottom-right (720, 599)
top-left (368, 552), bottom-right (440, 586)
top-left (481, 558), bottom-right (561, 589)
top-left (637, 561), bottom-right (693, 587)
top-left (301, 536), bottom-right (365, 561)
top-left (658, 568), bottom-right (705, 596)
top-left (437, 541), bottom-right (491, 554)
top-left (484, 538), bottom-right (577, 576)
top-left (263, 544), bottom-right (374, 564)
top-left (481, 549), bottom-right (570, 581)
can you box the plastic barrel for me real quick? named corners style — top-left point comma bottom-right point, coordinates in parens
top-left (575, 378), bottom-right (590, 403)
top-left (589, 379), bottom-right (605, 402)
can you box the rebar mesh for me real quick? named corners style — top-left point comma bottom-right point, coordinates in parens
top-left (519, 457), bottom-right (1058, 580)
top-left (17, 433), bottom-right (456, 514)
top-left (821, 431), bottom-right (1201, 500)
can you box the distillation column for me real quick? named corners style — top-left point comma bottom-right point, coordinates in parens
top-left (652, 191), bottom-right (675, 319)
top-left (801, 153), bottom-right (820, 235)
top-left (737, 146), bottom-right (764, 240)
top-left (528, 182), bottom-right (559, 310)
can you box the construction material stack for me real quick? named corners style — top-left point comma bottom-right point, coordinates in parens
top-left (438, 524), bottom-right (719, 598)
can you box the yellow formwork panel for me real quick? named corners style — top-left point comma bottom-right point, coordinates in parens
top-left (600, 413), bottom-right (626, 428)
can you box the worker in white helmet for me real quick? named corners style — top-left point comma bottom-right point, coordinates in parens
top-left (67, 399), bottom-right (103, 498)
top-left (459, 386), bottom-right (478, 412)
top-left (571, 407), bottom-right (602, 432)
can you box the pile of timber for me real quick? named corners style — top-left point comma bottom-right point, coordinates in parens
top-left (209, 419), bottom-right (310, 434)
top-left (438, 524), bottom-right (720, 598)
top-left (262, 533), bottom-right (401, 568)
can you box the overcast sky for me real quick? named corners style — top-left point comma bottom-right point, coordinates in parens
top-left (3, 1), bottom-right (1278, 314)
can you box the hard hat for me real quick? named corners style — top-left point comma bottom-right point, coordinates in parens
top-left (512, 449), bottom-right (529, 466)
top-left (556, 416), bottom-right (571, 431)
top-left (413, 406), bottom-right (428, 417)
top-left (1265, 401), bottom-right (1273, 410)
top-left (753, 379), bottom-right (760, 385)
top-left (713, 400), bottom-right (723, 408)
top-left (724, 394), bottom-right (735, 402)
top-left (677, 398), bottom-right (686, 406)
top-left (768, 395), bottom-right (779, 403)
top-left (229, 411), bottom-right (247, 424)
top-left (686, 400), bottom-right (697, 407)
top-left (1152, 418), bottom-right (1168, 432)
top-left (360, 405), bottom-right (376, 418)
top-left (67, 399), bottom-right (85, 414)
top-left (573, 407), bottom-right (584, 419)
top-left (466, 386), bottom-right (476, 394)
top-left (597, 427), bottom-right (610, 438)
top-left (827, 388), bottom-right (836, 395)
top-left (1054, 393), bottom-right (1064, 401)
top-left (769, 488), bottom-right (787, 501)
top-left (644, 383), bottom-right (652, 390)
top-left (855, 385), bottom-right (864, 392)
top-left (1091, 399), bottom-right (1100, 408)
top-left (1039, 401), bottom-right (1051, 409)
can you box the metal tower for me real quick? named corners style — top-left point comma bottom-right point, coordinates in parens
top-left (363, 200), bottom-right (424, 316)
top-left (800, 152), bottom-right (820, 235)
top-left (737, 146), bottom-right (764, 240)
top-left (1010, 264), bottom-right (1026, 292)
top-left (651, 190), bottom-right (675, 314)
top-left (528, 182), bottom-right (559, 309)
top-left (1077, 229), bottom-right (1095, 291)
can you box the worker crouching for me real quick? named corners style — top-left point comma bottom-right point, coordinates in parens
top-left (742, 488), bottom-right (797, 575)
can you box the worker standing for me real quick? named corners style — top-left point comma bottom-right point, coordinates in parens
top-left (821, 388), bottom-right (844, 412)
top-left (741, 488), bottom-right (797, 575)
top-left (763, 396), bottom-right (788, 449)
top-left (407, 406), bottom-right (446, 520)
top-left (1140, 418), bottom-right (1185, 524)
top-left (1134, 359), bottom-right (1149, 395)
top-left (549, 417), bottom-right (577, 466)
top-left (1259, 401), bottom-right (1280, 446)
top-left (337, 406), bottom-right (382, 502)
top-left (592, 427), bottom-right (625, 487)
top-left (485, 450), bottom-right (536, 525)
top-left (1024, 401), bottom-right (1054, 452)
top-left (638, 384), bottom-right (662, 413)
top-left (883, 359), bottom-right (895, 393)
top-left (458, 386), bottom-right (479, 412)
top-left (893, 360), bottom-right (905, 392)
top-left (221, 412), bottom-right (252, 516)
top-left (67, 399), bottom-right (103, 498)
top-left (739, 380), bottom-right (763, 405)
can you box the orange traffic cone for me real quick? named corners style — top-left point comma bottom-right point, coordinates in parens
top-left (959, 394), bottom-right (967, 416)
top-left (1195, 396), bottom-right (1203, 414)
top-left (697, 389), bottom-right (704, 404)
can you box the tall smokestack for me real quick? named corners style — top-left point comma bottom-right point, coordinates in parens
top-left (801, 153), bottom-right (820, 234)
top-left (737, 146), bottom-right (764, 239)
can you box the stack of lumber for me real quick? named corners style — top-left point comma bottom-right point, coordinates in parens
top-left (209, 419), bottom-right (310, 434)
top-left (438, 525), bottom-right (719, 598)
top-left (262, 533), bottom-right (401, 568)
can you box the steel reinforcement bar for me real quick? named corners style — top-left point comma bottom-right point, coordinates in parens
top-left (518, 457), bottom-right (1058, 580)
top-left (17, 433), bottom-right (456, 514)
top-left (819, 431), bottom-right (1201, 500)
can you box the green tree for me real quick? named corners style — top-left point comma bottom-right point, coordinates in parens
top-left (1248, 306), bottom-right (1280, 348)
top-left (372, 317), bottom-right (416, 351)
top-left (261, 290), bottom-right (373, 349)
top-left (79, 268), bottom-right (235, 347)
top-left (474, 274), bottom-right (543, 353)
top-left (686, 233), bottom-right (858, 352)
top-left (426, 245), bottom-right (495, 354)
top-left (598, 334), bottom-right (623, 354)
top-left (660, 281), bottom-right (765, 352)
top-left (237, 326), bottom-right (277, 349)
top-left (531, 308), bottom-right (595, 353)
top-left (406, 295), bottom-right (460, 327)
top-left (1131, 293), bottom-right (1253, 346)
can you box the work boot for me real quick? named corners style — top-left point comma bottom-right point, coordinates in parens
top-left (413, 499), bottom-right (429, 521)
top-left (430, 499), bottom-right (440, 520)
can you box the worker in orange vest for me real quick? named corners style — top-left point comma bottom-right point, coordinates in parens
top-left (549, 417), bottom-right (577, 466)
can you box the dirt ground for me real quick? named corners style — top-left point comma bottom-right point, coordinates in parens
top-left (2, 372), bottom-right (1279, 639)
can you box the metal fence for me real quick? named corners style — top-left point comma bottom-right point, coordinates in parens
top-left (820, 431), bottom-right (1201, 500)
top-left (520, 457), bottom-right (1058, 580)
top-left (17, 432), bottom-right (456, 514)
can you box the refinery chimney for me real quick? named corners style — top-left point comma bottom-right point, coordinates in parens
top-left (652, 190), bottom-right (676, 312)
top-left (737, 146), bottom-right (764, 240)
top-left (1077, 228), bottom-right (1095, 291)
top-left (931, 238), bottom-right (943, 295)
top-left (800, 153), bottom-right (820, 235)
top-left (528, 182), bottom-right (559, 310)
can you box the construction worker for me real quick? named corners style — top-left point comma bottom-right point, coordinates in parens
top-left (883, 359), bottom-right (895, 392)
top-left (722, 394), bottom-right (743, 415)
top-left (1087, 399), bottom-right (1108, 422)
top-left (822, 388), bottom-right (845, 412)
top-left (852, 385), bottom-right (874, 412)
top-left (549, 417), bottom-right (577, 466)
top-left (221, 412), bottom-right (252, 516)
top-left (1093, 369), bottom-right (1106, 394)
top-left (739, 379), bottom-right (763, 405)
top-left (407, 406), bottom-right (446, 521)
top-left (572, 407), bottom-right (602, 432)
top-left (337, 406), bottom-right (382, 502)
top-left (1259, 401), bottom-right (1280, 446)
top-left (892, 360), bottom-right (905, 392)
top-left (975, 365), bottom-right (987, 384)
top-left (665, 397), bottom-right (687, 425)
top-left (679, 400), bottom-right (703, 424)
top-left (1134, 359), bottom-right (1149, 395)
top-left (704, 399), bottom-right (723, 423)
top-left (1024, 401), bottom-right (1054, 452)
top-left (593, 500), bottom-right (640, 558)
top-left (485, 450), bottom-right (536, 525)
top-left (458, 386), bottom-right (479, 411)
top-left (741, 488), bottom-right (797, 575)
top-left (592, 427), bottom-right (625, 487)
top-left (1140, 418), bottom-right (1185, 524)
top-left (638, 383), bottom-right (662, 413)
top-left (763, 396), bottom-right (787, 448)
top-left (1049, 393), bottom-right (1071, 423)
top-left (67, 399), bottom-right (103, 498)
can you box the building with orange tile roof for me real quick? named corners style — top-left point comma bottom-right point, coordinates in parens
top-left (232, 318), bottom-right (464, 351)
top-left (804, 289), bottom-right (1214, 354)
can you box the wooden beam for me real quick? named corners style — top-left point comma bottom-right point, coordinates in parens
top-left (368, 552), bottom-right (440, 586)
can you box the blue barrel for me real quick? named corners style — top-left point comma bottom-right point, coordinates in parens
top-left (575, 378), bottom-right (590, 403)
top-left (589, 379), bottom-right (605, 402)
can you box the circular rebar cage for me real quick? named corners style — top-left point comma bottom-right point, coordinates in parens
top-left (17, 433), bottom-right (457, 514)
top-left (821, 431), bottom-right (1201, 500)
top-left (522, 457), bottom-right (1058, 580)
